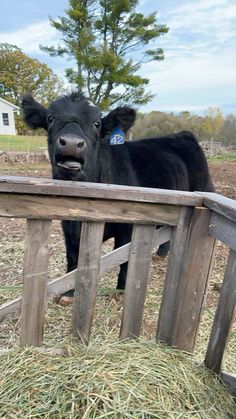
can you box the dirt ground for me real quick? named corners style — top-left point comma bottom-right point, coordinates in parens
top-left (208, 161), bottom-right (236, 200)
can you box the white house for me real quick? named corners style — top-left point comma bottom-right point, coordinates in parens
top-left (0, 98), bottom-right (20, 135)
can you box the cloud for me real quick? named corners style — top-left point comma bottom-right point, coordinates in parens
top-left (165, 0), bottom-right (236, 47)
top-left (0, 20), bottom-right (59, 55)
top-left (139, 0), bottom-right (236, 113)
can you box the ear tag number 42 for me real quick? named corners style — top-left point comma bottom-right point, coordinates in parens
top-left (110, 128), bottom-right (125, 145)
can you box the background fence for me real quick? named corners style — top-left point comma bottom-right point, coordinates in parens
top-left (0, 149), bottom-right (49, 163)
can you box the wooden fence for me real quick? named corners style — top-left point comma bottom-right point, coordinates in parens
top-left (0, 175), bottom-right (235, 397)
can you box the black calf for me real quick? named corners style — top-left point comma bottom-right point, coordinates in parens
top-left (22, 91), bottom-right (214, 298)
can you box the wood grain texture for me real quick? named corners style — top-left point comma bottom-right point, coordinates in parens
top-left (156, 207), bottom-right (193, 344)
top-left (0, 175), bottom-right (203, 206)
top-left (73, 222), bottom-right (104, 344)
top-left (157, 207), bottom-right (216, 352)
top-left (20, 219), bottom-right (52, 347)
top-left (209, 212), bottom-right (236, 251)
top-left (170, 208), bottom-right (216, 351)
top-left (120, 224), bottom-right (156, 339)
top-left (198, 192), bottom-right (236, 223)
top-left (0, 193), bottom-right (180, 225)
top-left (205, 249), bottom-right (236, 374)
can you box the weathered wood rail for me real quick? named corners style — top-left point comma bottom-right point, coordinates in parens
top-left (0, 176), bottom-right (235, 397)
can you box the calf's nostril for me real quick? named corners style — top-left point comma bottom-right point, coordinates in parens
top-left (77, 140), bottom-right (85, 149)
top-left (59, 137), bottom-right (66, 147)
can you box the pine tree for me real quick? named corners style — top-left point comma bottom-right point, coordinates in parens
top-left (40, 0), bottom-right (168, 109)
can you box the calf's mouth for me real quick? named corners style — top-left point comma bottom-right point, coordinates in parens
top-left (56, 156), bottom-right (85, 171)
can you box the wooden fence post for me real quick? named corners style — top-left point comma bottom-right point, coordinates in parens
top-left (156, 207), bottom-right (192, 344)
top-left (21, 219), bottom-right (52, 347)
top-left (157, 207), bottom-right (216, 352)
top-left (205, 249), bottom-right (236, 374)
top-left (73, 221), bottom-right (104, 345)
top-left (120, 224), bottom-right (156, 339)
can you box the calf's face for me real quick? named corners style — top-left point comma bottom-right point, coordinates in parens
top-left (22, 91), bottom-right (136, 181)
top-left (22, 92), bottom-right (102, 181)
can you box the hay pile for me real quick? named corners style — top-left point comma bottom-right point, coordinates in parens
top-left (0, 340), bottom-right (235, 418)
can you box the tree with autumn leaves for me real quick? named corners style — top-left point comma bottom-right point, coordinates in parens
top-left (0, 43), bottom-right (65, 133)
top-left (0, 43), bottom-right (64, 107)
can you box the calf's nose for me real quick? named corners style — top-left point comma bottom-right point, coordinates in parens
top-left (58, 136), bottom-right (85, 150)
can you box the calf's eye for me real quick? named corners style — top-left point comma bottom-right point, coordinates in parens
top-left (48, 115), bottom-right (54, 124)
top-left (94, 121), bottom-right (100, 128)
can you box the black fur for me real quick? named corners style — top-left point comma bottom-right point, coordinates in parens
top-left (22, 91), bottom-right (214, 294)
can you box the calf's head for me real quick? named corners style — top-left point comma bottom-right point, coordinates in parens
top-left (22, 91), bottom-right (136, 181)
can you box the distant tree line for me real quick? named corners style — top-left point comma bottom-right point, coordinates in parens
top-left (131, 108), bottom-right (236, 145)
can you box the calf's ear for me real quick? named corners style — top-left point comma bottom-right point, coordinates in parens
top-left (21, 94), bottom-right (48, 130)
top-left (101, 106), bottom-right (136, 137)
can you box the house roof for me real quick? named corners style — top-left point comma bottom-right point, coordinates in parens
top-left (0, 97), bottom-right (20, 110)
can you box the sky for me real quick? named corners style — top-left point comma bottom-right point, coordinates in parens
top-left (0, 0), bottom-right (236, 115)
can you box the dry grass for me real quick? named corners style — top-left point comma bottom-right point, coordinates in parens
top-left (0, 341), bottom-right (235, 418)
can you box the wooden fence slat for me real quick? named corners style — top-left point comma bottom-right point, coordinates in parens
top-left (20, 219), bottom-right (52, 347)
top-left (0, 194), bottom-right (180, 226)
top-left (205, 249), bottom-right (236, 374)
top-left (170, 208), bottom-right (216, 351)
top-left (120, 224), bottom-right (156, 339)
top-left (73, 222), bottom-right (104, 345)
top-left (157, 207), bottom-right (216, 352)
top-left (0, 297), bottom-right (22, 324)
top-left (101, 225), bottom-right (172, 275)
top-left (156, 207), bottom-right (193, 344)
top-left (0, 226), bottom-right (172, 323)
top-left (209, 212), bottom-right (236, 251)
top-left (0, 175), bottom-right (203, 206)
top-left (198, 192), bottom-right (236, 223)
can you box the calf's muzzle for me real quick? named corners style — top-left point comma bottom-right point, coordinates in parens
top-left (58, 135), bottom-right (85, 152)
top-left (56, 135), bottom-right (86, 171)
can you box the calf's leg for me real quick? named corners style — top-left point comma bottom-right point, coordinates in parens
top-left (114, 225), bottom-right (133, 291)
top-left (57, 220), bottom-right (81, 301)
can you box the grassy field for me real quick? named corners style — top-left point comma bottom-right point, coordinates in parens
top-left (0, 135), bottom-right (236, 160)
top-left (208, 152), bottom-right (236, 162)
top-left (0, 134), bottom-right (47, 152)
